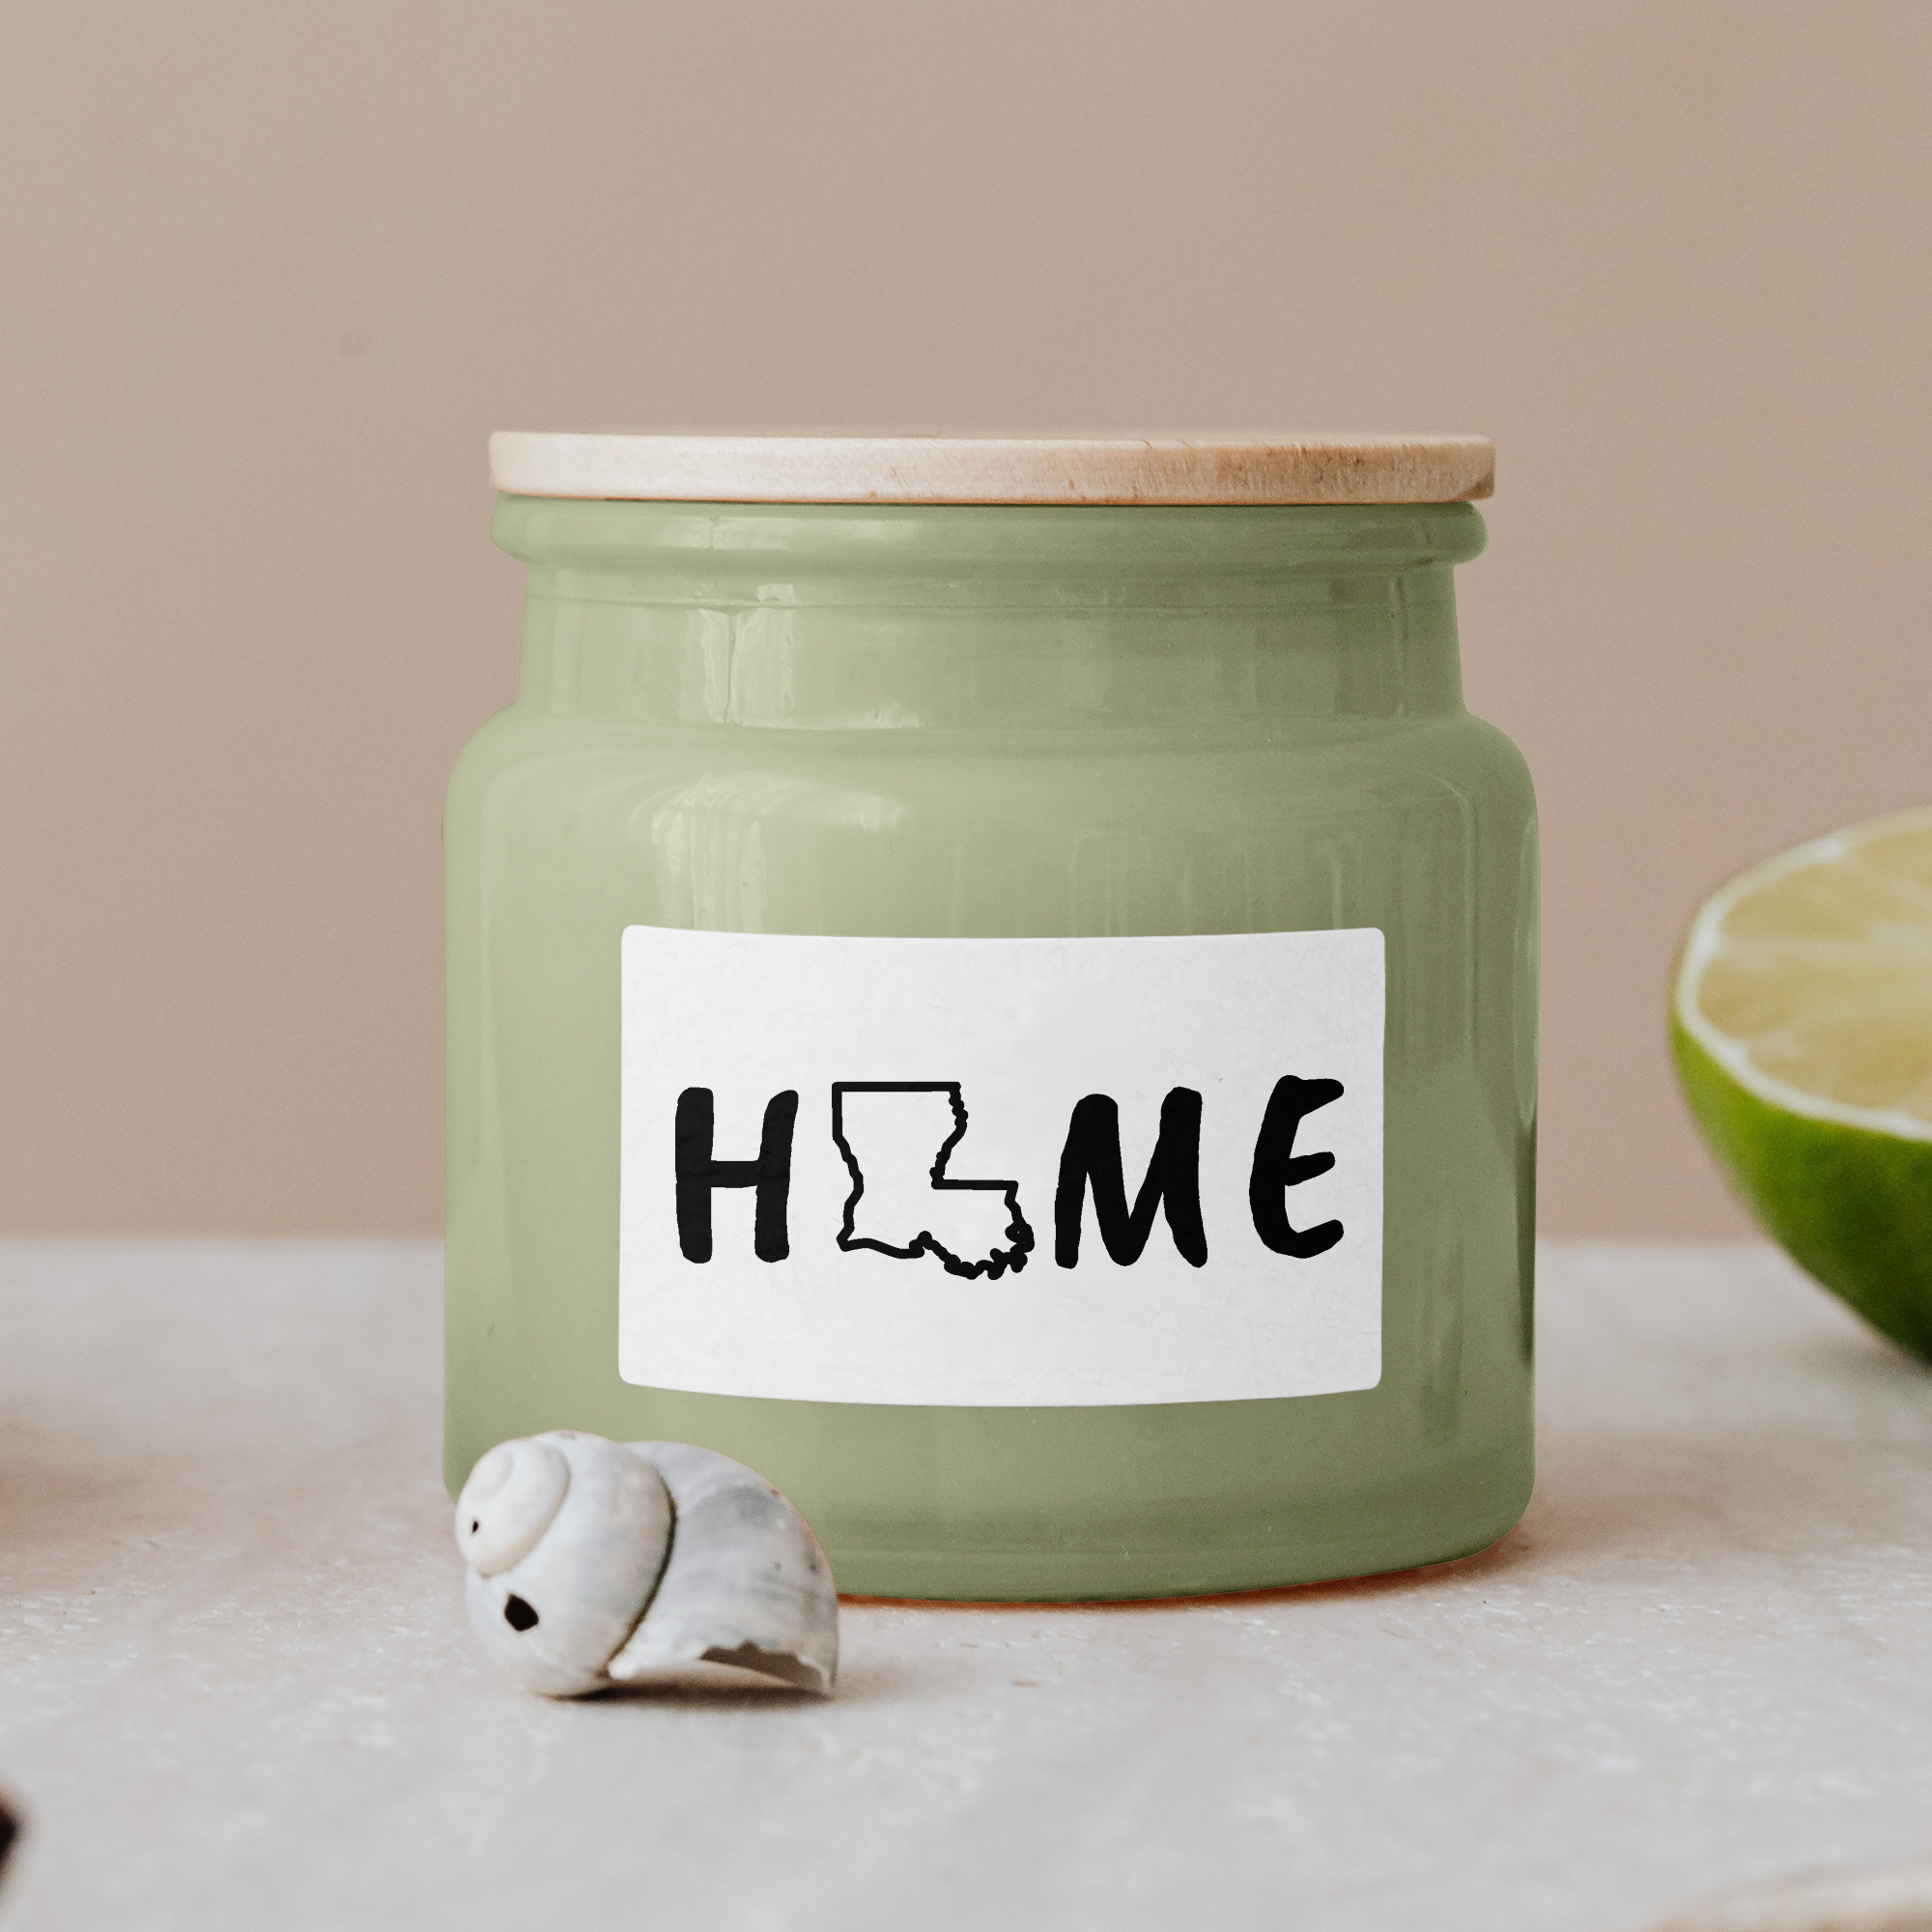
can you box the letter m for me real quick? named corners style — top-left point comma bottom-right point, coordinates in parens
top-left (1055, 1089), bottom-right (1208, 1268)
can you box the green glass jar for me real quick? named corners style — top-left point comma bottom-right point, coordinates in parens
top-left (446, 434), bottom-right (1537, 1602)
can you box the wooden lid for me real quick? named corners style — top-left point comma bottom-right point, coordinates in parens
top-left (489, 432), bottom-right (1493, 505)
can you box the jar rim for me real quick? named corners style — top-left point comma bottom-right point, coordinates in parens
top-left (489, 432), bottom-right (1493, 507)
top-left (491, 496), bottom-right (1488, 584)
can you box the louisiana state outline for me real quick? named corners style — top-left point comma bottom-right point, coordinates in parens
top-left (830, 1082), bottom-right (1035, 1280)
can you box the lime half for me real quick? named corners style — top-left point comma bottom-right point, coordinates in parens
top-left (1672, 806), bottom-right (1932, 1358)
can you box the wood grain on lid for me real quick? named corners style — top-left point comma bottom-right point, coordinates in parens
top-left (489, 433), bottom-right (1493, 505)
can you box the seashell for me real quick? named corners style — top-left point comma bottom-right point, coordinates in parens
top-left (457, 1431), bottom-right (672, 1697)
top-left (453, 1432), bottom-right (838, 1698)
top-left (607, 1441), bottom-right (838, 1695)
top-left (455, 1435), bottom-right (571, 1575)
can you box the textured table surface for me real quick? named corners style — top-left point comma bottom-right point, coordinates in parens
top-left (1, 1239), bottom-right (1928, 1931)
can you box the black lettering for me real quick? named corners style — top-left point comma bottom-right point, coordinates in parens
top-left (674, 1087), bottom-right (798, 1263)
top-left (1055, 1088), bottom-right (1208, 1268)
top-left (1249, 1076), bottom-right (1344, 1258)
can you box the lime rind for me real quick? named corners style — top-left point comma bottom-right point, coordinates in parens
top-left (1673, 806), bottom-right (1932, 1146)
top-left (1672, 1015), bottom-right (1932, 1358)
top-left (1672, 802), bottom-right (1932, 1362)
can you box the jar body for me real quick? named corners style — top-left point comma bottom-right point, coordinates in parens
top-left (446, 498), bottom-right (1538, 1600)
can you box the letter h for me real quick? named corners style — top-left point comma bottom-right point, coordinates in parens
top-left (674, 1088), bottom-right (799, 1263)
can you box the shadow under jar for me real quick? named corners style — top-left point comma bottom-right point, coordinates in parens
top-left (445, 434), bottom-right (1538, 1602)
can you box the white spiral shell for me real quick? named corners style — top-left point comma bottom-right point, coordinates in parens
top-left (456, 1435), bottom-right (571, 1575)
top-left (459, 1432), bottom-right (671, 1697)
top-left (454, 1432), bottom-right (838, 1698)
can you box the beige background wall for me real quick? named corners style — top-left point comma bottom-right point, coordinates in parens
top-left (2, 2), bottom-right (1926, 1235)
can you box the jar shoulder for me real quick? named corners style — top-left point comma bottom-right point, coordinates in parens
top-left (445, 704), bottom-right (525, 814)
top-left (450, 704), bottom-right (1533, 825)
top-left (1426, 708), bottom-right (1537, 816)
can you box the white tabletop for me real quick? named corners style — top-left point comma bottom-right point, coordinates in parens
top-left (2, 1240), bottom-right (1928, 1931)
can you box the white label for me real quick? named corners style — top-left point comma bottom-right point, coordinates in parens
top-left (618, 928), bottom-right (1383, 1406)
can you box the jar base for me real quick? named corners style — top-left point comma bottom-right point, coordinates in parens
top-left (825, 1487), bottom-right (1532, 1604)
